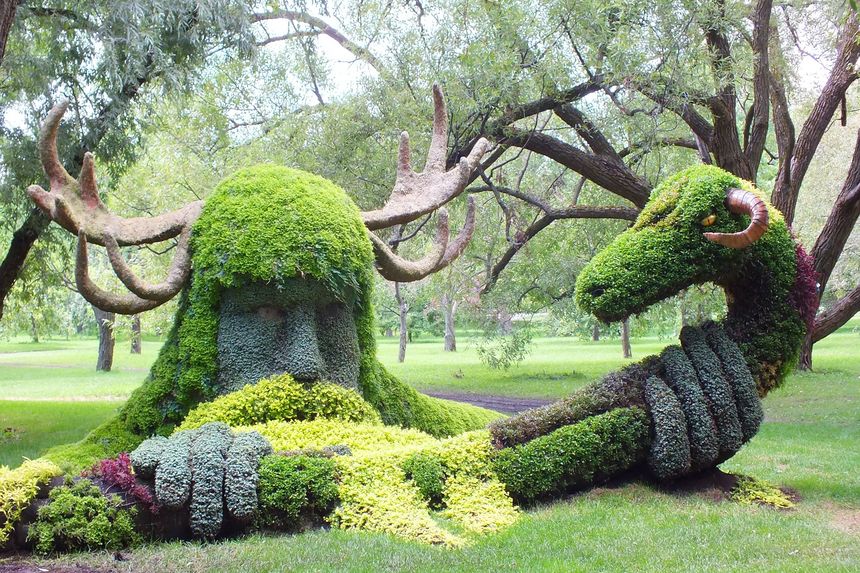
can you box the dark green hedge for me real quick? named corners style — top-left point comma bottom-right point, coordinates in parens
top-left (402, 452), bottom-right (446, 507)
top-left (492, 408), bottom-right (649, 503)
top-left (680, 326), bottom-right (742, 461)
top-left (644, 375), bottom-right (691, 480)
top-left (256, 455), bottom-right (339, 530)
top-left (703, 322), bottom-right (763, 442)
top-left (659, 346), bottom-right (718, 471)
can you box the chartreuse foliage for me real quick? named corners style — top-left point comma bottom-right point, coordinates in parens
top-left (241, 418), bottom-right (517, 546)
top-left (177, 374), bottom-right (381, 431)
top-left (28, 479), bottom-right (140, 554)
top-left (0, 459), bottom-right (62, 545)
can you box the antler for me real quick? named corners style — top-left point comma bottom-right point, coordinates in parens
top-left (364, 85), bottom-right (489, 282)
top-left (28, 101), bottom-right (201, 314)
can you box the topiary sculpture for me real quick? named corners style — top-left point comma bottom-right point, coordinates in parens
top-left (490, 164), bottom-right (817, 499)
top-left (25, 86), bottom-right (500, 474)
top-left (9, 85), bottom-right (815, 550)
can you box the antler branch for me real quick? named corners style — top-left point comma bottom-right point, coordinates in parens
top-left (26, 103), bottom-right (203, 246)
top-left (364, 86), bottom-right (487, 282)
top-left (29, 101), bottom-right (199, 313)
top-left (362, 84), bottom-right (491, 230)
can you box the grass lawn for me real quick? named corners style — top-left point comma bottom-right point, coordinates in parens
top-left (1, 323), bottom-right (858, 571)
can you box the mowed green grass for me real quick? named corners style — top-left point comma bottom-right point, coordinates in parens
top-left (1, 324), bottom-right (858, 572)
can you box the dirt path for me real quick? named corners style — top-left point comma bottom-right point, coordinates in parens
top-left (424, 391), bottom-right (552, 414)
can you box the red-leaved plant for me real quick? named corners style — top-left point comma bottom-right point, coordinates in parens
top-left (86, 452), bottom-right (160, 514)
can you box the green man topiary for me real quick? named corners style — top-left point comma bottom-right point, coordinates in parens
top-left (28, 87), bottom-right (500, 472)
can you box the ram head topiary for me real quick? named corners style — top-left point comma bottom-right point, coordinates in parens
top-left (491, 164), bottom-right (817, 493)
top-left (29, 86), bottom-right (501, 474)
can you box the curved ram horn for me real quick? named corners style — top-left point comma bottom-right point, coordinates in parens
top-left (703, 188), bottom-right (769, 249)
top-left (75, 232), bottom-right (163, 315)
top-left (103, 227), bottom-right (192, 301)
top-left (370, 210), bottom-right (450, 282)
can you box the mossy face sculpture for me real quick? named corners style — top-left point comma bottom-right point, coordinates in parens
top-left (27, 88), bottom-right (499, 457)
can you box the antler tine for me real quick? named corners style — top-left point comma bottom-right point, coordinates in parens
top-left (103, 226), bottom-right (192, 301)
top-left (425, 83), bottom-right (449, 171)
top-left (75, 231), bottom-right (164, 314)
top-left (39, 101), bottom-right (74, 188)
top-left (28, 101), bottom-right (204, 247)
top-left (370, 210), bottom-right (450, 282)
top-left (434, 195), bottom-right (476, 269)
top-left (361, 84), bottom-right (491, 231)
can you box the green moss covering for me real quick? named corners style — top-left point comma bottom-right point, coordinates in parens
top-left (575, 164), bottom-right (807, 395)
top-left (492, 408), bottom-right (649, 503)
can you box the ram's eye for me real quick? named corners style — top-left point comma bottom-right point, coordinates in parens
top-left (700, 214), bottom-right (717, 227)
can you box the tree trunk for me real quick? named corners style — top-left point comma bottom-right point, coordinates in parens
top-left (443, 293), bottom-right (457, 352)
top-left (798, 332), bottom-right (813, 371)
top-left (621, 317), bottom-right (632, 359)
top-left (130, 314), bottom-right (142, 354)
top-left (29, 314), bottom-right (38, 343)
top-left (0, 0), bottom-right (17, 66)
top-left (395, 282), bottom-right (407, 363)
top-left (384, 327), bottom-right (393, 337)
top-left (93, 306), bottom-right (115, 372)
top-left (591, 324), bottom-right (600, 341)
top-left (0, 211), bottom-right (51, 320)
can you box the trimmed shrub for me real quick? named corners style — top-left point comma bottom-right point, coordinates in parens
top-left (188, 423), bottom-right (232, 537)
top-left (177, 374), bottom-right (381, 432)
top-left (153, 430), bottom-right (195, 510)
top-left (703, 322), bottom-right (763, 441)
top-left (128, 435), bottom-right (168, 480)
top-left (256, 455), bottom-right (339, 530)
top-left (28, 479), bottom-right (140, 554)
top-left (660, 345), bottom-right (719, 471)
top-left (492, 408), bottom-right (649, 502)
top-left (680, 326), bottom-right (743, 460)
top-left (489, 364), bottom-right (647, 448)
top-left (402, 453), bottom-right (446, 507)
top-left (0, 459), bottom-right (62, 545)
top-left (644, 375), bottom-right (691, 480)
top-left (225, 432), bottom-right (273, 522)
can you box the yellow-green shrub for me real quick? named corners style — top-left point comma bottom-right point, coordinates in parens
top-left (441, 475), bottom-right (518, 534)
top-left (238, 418), bottom-right (436, 454)
top-left (241, 418), bottom-right (518, 545)
top-left (177, 374), bottom-right (381, 432)
top-left (0, 459), bottom-right (62, 544)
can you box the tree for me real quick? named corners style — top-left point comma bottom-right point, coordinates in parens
top-left (0, 0), bottom-right (254, 321)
